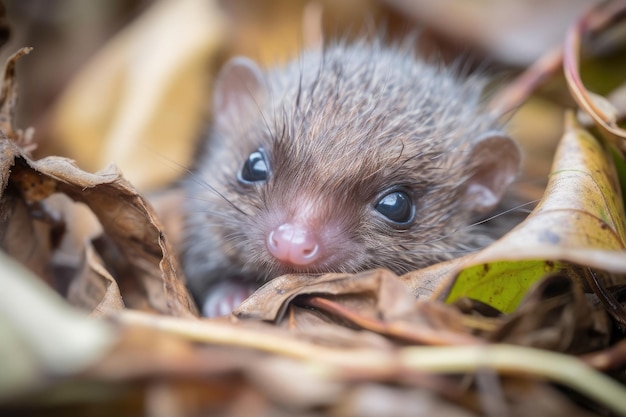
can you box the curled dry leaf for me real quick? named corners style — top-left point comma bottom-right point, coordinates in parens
top-left (0, 47), bottom-right (196, 317)
top-left (0, 48), bottom-right (35, 151)
top-left (235, 269), bottom-right (482, 346)
top-left (1, 142), bottom-right (198, 317)
top-left (563, 0), bottom-right (626, 153)
top-left (409, 112), bottom-right (626, 315)
top-left (66, 243), bottom-right (125, 317)
top-left (235, 269), bottom-right (416, 322)
top-left (4, 140), bottom-right (194, 317)
top-left (0, 48), bottom-right (53, 283)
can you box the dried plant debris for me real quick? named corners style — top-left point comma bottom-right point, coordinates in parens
top-left (2, 1), bottom-right (626, 417)
top-left (0, 48), bottom-right (196, 318)
top-left (425, 112), bottom-right (626, 316)
top-left (564, 0), bottom-right (626, 155)
top-left (51, 0), bottom-right (227, 190)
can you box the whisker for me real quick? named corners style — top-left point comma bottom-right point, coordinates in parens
top-left (464, 199), bottom-right (538, 229)
top-left (427, 199), bottom-right (539, 245)
top-left (184, 172), bottom-right (250, 217)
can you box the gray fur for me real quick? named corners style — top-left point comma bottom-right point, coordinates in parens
top-left (182, 40), bottom-right (518, 302)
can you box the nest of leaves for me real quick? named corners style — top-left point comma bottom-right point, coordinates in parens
top-left (2, 1), bottom-right (626, 416)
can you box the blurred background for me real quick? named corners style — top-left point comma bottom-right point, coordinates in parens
top-left (0, 0), bottom-right (598, 192)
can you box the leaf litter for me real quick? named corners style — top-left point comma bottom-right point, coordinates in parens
top-left (1, 1), bottom-right (626, 416)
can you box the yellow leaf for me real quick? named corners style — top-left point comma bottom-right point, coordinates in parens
top-left (446, 260), bottom-right (564, 313)
top-left (51, 0), bottom-right (227, 190)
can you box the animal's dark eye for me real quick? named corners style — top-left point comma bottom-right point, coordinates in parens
top-left (375, 191), bottom-right (414, 224)
top-left (239, 148), bottom-right (269, 184)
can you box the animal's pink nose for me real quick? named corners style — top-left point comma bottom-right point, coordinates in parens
top-left (266, 223), bottom-right (321, 266)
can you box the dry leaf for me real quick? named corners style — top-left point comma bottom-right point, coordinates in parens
top-left (236, 269), bottom-right (482, 346)
top-left (108, 310), bottom-right (626, 416)
top-left (0, 45), bottom-right (196, 317)
top-left (235, 269), bottom-right (416, 322)
top-left (51, 0), bottom-right (227, 190)
top-left (66, 243), bottom-right (125, 317)
top-left (563, 1), bottom-right (626, 153)
top-left (490, 273), bottom-right (611, 353)
top-left (3, 2), bottom-right (626, 417)
top-left (1, 140), bottom-right (197, 316)
top-left (416, 112), bottom-right (626, 313)
top-left (0, 47), bottom-right (34, 149)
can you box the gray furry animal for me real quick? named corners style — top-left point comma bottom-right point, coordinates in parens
top-left (182, 40), bottom-right (520, 317)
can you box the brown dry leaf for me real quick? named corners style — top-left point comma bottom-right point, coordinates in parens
top-left (275, 306), bottom-right (395, 350)
top-left (0, 170), bottom-right (55, 283)
top-left (51, 0), bottom-right (227, 190)
top-left (0, 49), bottom-right (54, 284)
top-left (235, 269), bottom-right (415, 321)
top-left (235, 269), bottom-right (481, 346)
top-left (5, 3), bottom-right (626, 417)
top-left (490, 273), bottom-right (611, 353)
top-left (0, 46), bottom-right (196, 317)
top-left (149, 185), bottom-right (186, 256)
top-left (5, 299), bottom-right (622, 416)
top-left (0, 47), bottom-right (34, 149)
top-left (104, 310), bottom-right (626, 416)
top-left (2, 139), bottom-right (197, 316)
top-left (66, 243), bottom-right (125, 317)
top-left (399, 255), bottom-right (468, 299)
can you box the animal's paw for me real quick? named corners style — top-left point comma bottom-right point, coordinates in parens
top-left (201, 279), bottom-right (258, 317)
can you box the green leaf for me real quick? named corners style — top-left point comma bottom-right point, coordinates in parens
top-left (445, 260), bottom-right (564, 313)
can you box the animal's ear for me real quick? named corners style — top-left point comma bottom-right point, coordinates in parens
top-left (462, 132), bottom-right (521, 214)
top-left (213, 57), bottom-right (266, 129)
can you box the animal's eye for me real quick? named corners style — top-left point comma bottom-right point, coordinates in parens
top-left (375, 190), bottom-right (414, 224)
top-left (239, 148), bottom-right (269, 184)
